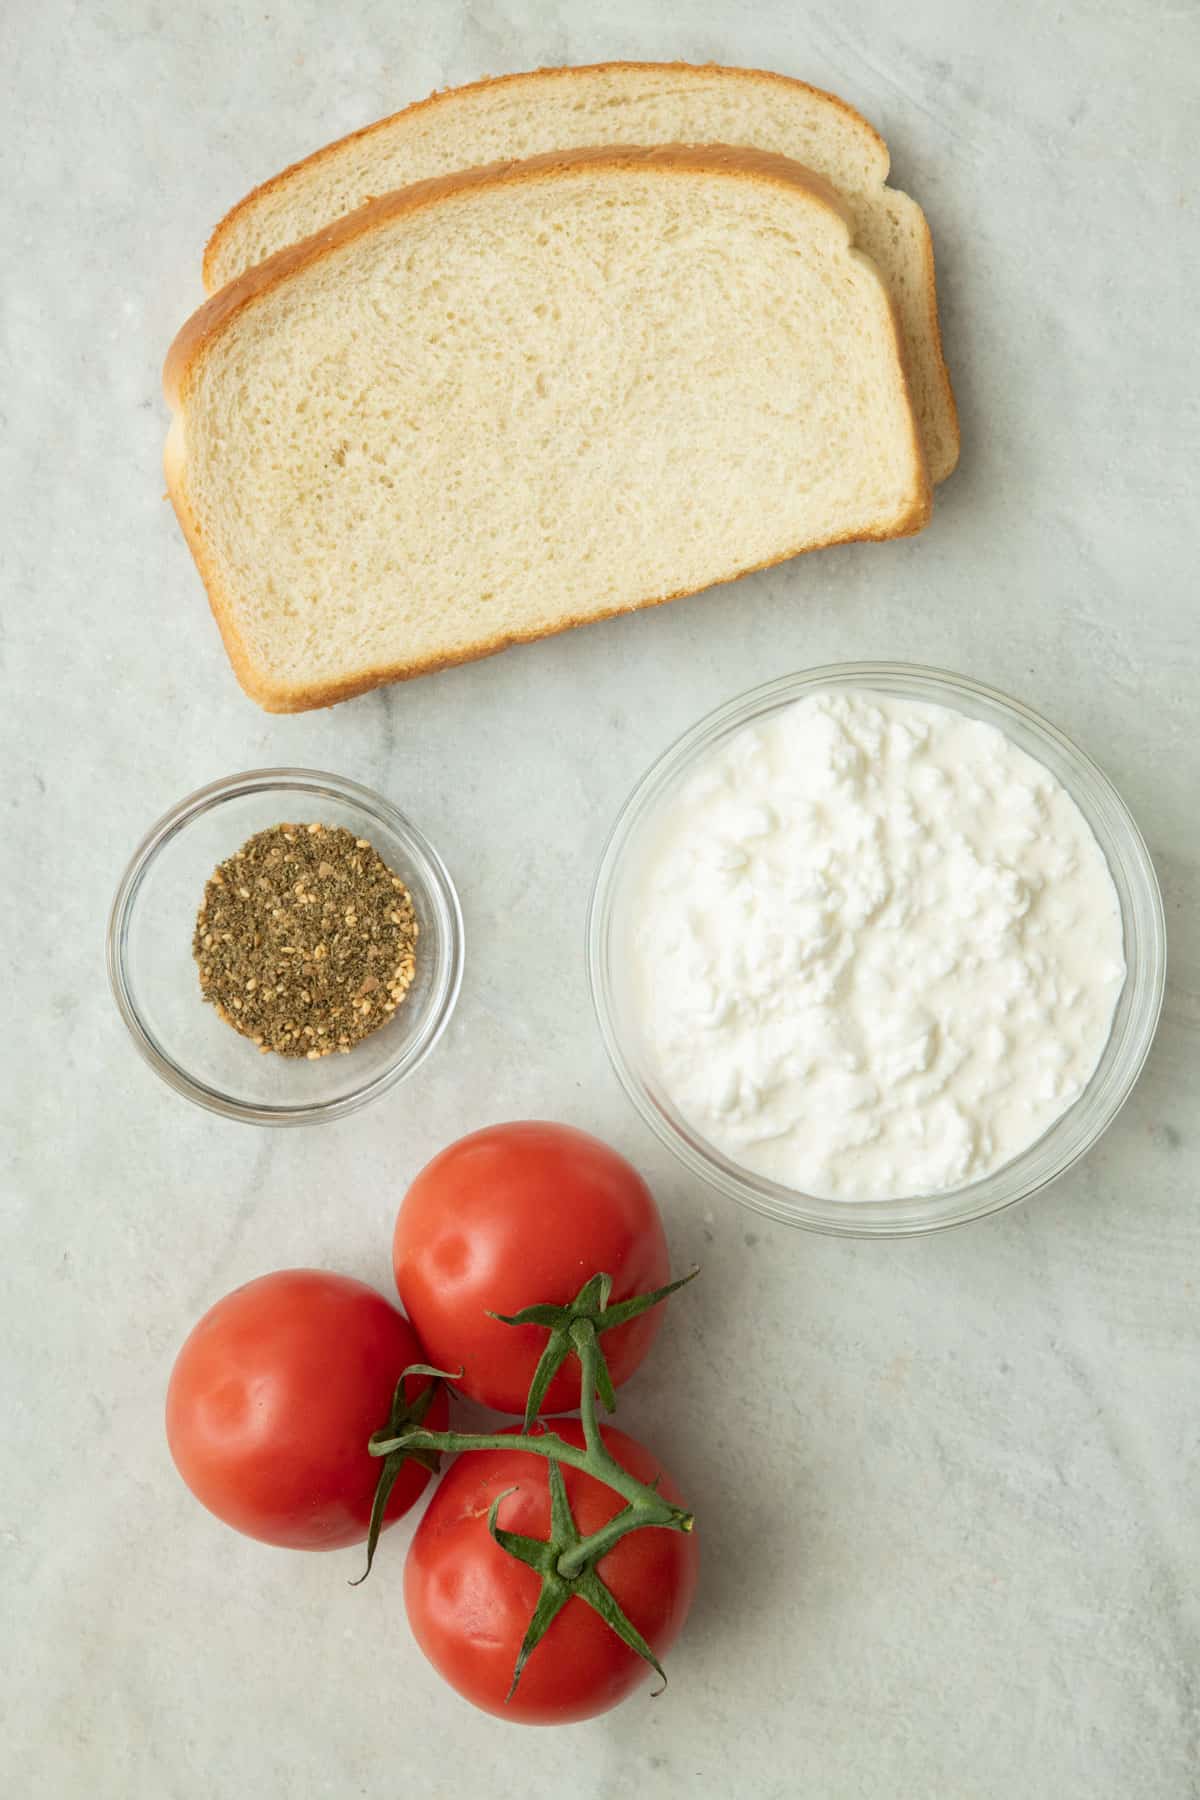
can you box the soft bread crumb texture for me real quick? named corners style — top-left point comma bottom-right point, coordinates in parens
top-left (204, 62), bottom-right (957, 482)
top-left (170, 153), bottom-right (929, 712)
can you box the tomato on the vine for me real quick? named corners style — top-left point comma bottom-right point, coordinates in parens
top-left (165, 1269), bottom-right (447, 1550)
top-left (404, 1420), bottom-right (698, 1723)
top-left (393, 1122), bottom-right (671, 1414)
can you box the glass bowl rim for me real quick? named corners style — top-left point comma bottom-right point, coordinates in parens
top-left (587, 660), bottom-right (1166, 1238)
top-left (107, 766), bottom-right (465, 1126)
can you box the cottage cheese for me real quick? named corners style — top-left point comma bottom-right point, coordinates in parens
top-left (630, 690), bottom-right (1125, 1201)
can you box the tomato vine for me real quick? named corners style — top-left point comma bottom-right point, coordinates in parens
top-left (363, 1267), bottom-right (699, 1697)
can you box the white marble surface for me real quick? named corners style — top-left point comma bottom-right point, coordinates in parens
top-left (3, 2), bottom-right (1198, 1795)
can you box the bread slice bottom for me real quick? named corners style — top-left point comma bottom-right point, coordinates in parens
top-left (203, 62), bottom-right (958, 482)
top-left (167, 147), bottom-right (930, 712)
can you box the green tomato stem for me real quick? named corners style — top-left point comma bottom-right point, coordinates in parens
top-left (364, 1266), bottom-right (701, 1702)
top-left (556, 1497), bottom-right (692, 1579)
top-left (541, 1318), bottom-right (674, 1576)
top-left (371, 1422), bottom-right (692, 1545)
top-left (371, 1316), bottom-right (694, 1565)
top-left (571, 1318), bottom-right (604, 1458)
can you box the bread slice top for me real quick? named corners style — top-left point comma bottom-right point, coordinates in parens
top-left (203, 60), bottom-right (958, 482)
top-left (167, 146), bottom-right (930, 713)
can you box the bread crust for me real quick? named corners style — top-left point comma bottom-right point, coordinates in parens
top-left (166, 144), bottom-right (931, 713)
top-left (200, 60), bottom-right (957, 481)
top-left (912, 205), bottom-right (960, 478)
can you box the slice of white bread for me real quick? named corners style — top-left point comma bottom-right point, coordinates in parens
top-left (203, 61), bottom-right (958, 483)
top-left (167, 146), bottom-right (930, 713)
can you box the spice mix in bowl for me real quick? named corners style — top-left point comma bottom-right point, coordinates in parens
top-left (194, 822), bottom-right (419, 1059)
top-left (108, 767), bottom-right (464, 1124)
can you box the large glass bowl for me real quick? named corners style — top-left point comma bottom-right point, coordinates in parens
top-left (108, 769), bottom-right (464, 1125)
top-left (588, 664), bottom-right (1165, 1236)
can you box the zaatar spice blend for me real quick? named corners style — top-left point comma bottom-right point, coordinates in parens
top-left (193, 823), bottom-right (418, 1058)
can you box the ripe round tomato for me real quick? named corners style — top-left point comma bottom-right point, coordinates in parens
top-left (404, 1420), bottom-right (698, 1722)
top-left (393, 1122), bottom-right (670, 1414)
top-left (165, 1269), bottom-right (447, 1550)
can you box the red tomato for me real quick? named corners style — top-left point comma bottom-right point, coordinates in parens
top-left (393, 1122), bottom-right (670, 1414)
top-left (405, 1421), bottom-right (698, 1722)
top-left (165, 1270), bottom-right (447, 1550)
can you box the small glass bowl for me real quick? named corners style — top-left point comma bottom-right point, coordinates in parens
top-left (108, 769), bottom-right (464, 1125)
top-left (588, 663), bottom-right (1166, 1237)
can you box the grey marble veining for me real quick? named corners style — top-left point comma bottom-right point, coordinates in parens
top-left (2, 2), bottom-right (1198, 1796)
